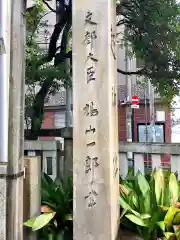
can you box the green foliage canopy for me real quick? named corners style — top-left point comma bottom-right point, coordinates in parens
top-left (117, 0), bottom-right (180, 102)
top-left (25, 0), bottom-right (70, 136)
top-left (26, 0), bottom-right (180, 138)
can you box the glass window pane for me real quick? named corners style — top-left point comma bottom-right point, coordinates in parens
top-left (46, 157), bottom-right (53, 175)
top-left (138, 124), bottom-right (164, 143)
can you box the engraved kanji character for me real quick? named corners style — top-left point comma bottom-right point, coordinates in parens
top-left (83, 102), bottom-right (99, 116)
top-left (85, 156), bottom-right (99, 174)
top-left (92, 157), bottom-right (99, 167)
top-left (85, 125), bottom-right (96, 134)
top-left (86, 52), bottom-right (98, 62)
top-left (90, 102), bottom-right (98, 116)
top-left (87, 141), bottom-right (96, 147)
top-left (84, 30), bottom-right (97, 45)
top-left (87, 66), bottom-right (96, 83)
top-left (85, 11), bottom-right (97, 25)
top-left (84, 189), bottom-right (98, 208)
top-left (85, 156), bottom-right (91, 173)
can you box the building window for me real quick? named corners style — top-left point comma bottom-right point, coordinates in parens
top-left (137, 123), bottom-right (165, 143)
top-left (46, 157), bottom-right (53, 175)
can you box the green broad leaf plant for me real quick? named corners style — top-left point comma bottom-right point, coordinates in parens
top-left (24, 173), bottom-right (73, 240)
top-left (119, 169), bottom-right (180, 240)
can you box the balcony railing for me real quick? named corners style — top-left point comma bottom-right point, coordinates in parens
top-left (119, 142), bottom-right (180, 179)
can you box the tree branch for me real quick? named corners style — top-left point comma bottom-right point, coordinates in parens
top-left (54, 23), bottom-right (71, 65)
top-left (47, 8), bottom-right (69, 61)
top-left (116, 0), bottom-right (132, 15)
top-left (117, 68), bottom-right (145, 75)
top-left (42, 0), bottom-right (57, 13)
top-left (29, 0), bottom-right (72, 139)
top-left (29, 11), bottom-right (52, 42)
top-left (54, 2), bottom-right (72, 65)
top-left (117, 19), bottom-right (127, 26)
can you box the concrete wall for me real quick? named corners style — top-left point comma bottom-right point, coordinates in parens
top-left (24, 140), bottom-right (62, 180)
top-left (23, 157), bottom-right (41, 240)
top-left (120, 142), bottom-right (180, 178)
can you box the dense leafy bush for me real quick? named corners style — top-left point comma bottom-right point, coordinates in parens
top-left (120, 169), bottom-right (180, 239)
top-left (24, 173), bottom-right (73, 240)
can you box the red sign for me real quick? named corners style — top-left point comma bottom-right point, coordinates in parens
top-left (131, 95), bottom-right (139, 105)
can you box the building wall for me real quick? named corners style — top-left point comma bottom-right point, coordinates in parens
top-left (42, 103), bottom-right (171, 166)
top-left (40, 111), bottom-right (55, 140)
top-left (118, 103), bottom-right (171, 143)
top-left (54, 110), bottom-right (66, 147)
top-left (118, 105), bottom-right (126, 141)
top-left (118, 103), bottom-right (171, 166)
top-left (43, 103), bottom-right (171, 143)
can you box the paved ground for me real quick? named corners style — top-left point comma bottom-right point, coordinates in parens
top-left (119, 230), bottom-right (143, 240)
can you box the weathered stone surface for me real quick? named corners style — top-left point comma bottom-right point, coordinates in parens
top-left (73, 0), bottom-right (119, 239)
top-left (23, 157), bottom-right (41, 240)
top-left (0, 165), bottom-right (7, 240)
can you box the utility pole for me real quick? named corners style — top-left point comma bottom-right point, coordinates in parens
top-left (144, 83), bottom-right (150, 168)
top-left (65, 59), bottom-right (72, 127)
top-left (63, 57), bottom-right (73, 179)
top-left (125, 34), bottom-right (133, 164)
top-left (0, 0), bottom-right (10, 238)
top-left (0, 0), bottom-right (9, 163)
top-left (148, 80), bottom-right (156, 142)
top-left (64, 58), bottom-right (73, 179)
top-left (7, 0), bottom-right (25, 239)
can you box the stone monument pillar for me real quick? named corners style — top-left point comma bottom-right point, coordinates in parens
top-left (73, 0), bottom-right (119, 239)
